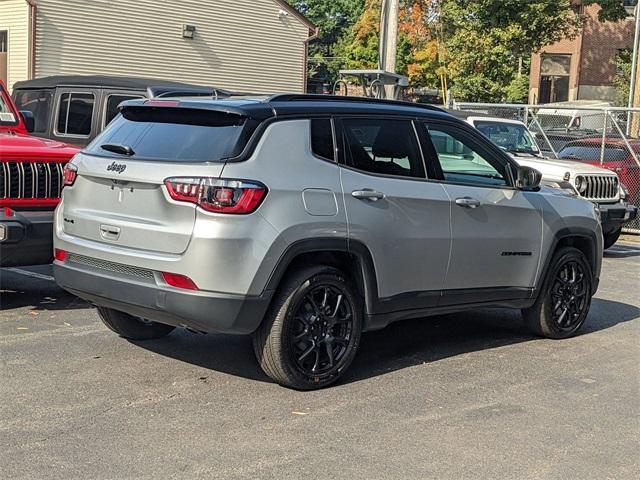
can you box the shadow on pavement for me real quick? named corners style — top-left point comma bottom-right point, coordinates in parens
top-left (0, 269), bottom-right (90, 312)
top-left (135, 297), bottom-right (639, 387)
top-left (604, 242), bottom-right (640, 259)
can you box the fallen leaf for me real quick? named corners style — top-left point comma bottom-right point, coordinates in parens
top-left (17, 327), bottom-right (29, 330)
top-left (291, 411), bottom-right (308, 416)
top-left (29, 311), bottom-right (39, 316)
top-left (63, 322), bottom-right (71, 326)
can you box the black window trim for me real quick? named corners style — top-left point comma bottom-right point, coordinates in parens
top-left (419, 118), bottom-right (519, 190)
top-left (54, 90), bottom-right (96, 138)
top-left (334, 115), bottom-right (430, 182)
top-left (309, 117), bottom-right (338, 163)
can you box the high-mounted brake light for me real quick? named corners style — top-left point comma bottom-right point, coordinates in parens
top-left (164, 178), bottom-right (267, 214)
top-left (63, 163), bottom-right (78, 186)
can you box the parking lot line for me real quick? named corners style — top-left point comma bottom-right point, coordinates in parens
top-left (4, 268), bottom-right (55, 282)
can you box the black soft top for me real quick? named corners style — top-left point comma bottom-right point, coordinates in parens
top-left (12, 75), bottom-right (209, 91)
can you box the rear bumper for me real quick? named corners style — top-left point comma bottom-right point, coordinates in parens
top-left (0, 210), bottom-right (54, 267)
top-left (53, 262), bottom-right (273, 335)
top-left (598, 201), bottom-right (638, 232)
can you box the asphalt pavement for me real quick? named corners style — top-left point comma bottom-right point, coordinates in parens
top-left (1, 243), bottom-right (639, 479)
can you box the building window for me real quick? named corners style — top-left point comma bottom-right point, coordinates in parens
top-left (539, 54), bottom-right (571, 104)
top-left (624, 1), bottom-right (637, 16)
top-left (0, 31), bottom-right (7, 53)
top-left (56, 92), bottom-right (95, 136)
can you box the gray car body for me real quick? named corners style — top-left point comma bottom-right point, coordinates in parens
top-left (53, 96), bottom-right (603, 335)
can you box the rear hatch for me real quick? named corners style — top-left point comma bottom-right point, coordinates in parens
top-left (61, 101), bottom-right (261, 254)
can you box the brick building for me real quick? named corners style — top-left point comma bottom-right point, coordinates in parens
top-left (529, 1), bottom-right (636, 104)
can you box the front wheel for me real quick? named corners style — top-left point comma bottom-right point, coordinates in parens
top-left (522, 247), bottom-right (593, 339)
top-left (603, 228), bottom-right (622, 250)
top-left (252, 266), bottom-right (363, 390)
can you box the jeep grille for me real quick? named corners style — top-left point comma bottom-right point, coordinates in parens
top-left (0, 162), bottom-right (64, 200)
top-left (580, 175), bottom-right (618, 202)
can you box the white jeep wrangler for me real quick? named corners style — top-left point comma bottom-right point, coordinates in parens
top-left (460, 115), bottom-right (637, 249)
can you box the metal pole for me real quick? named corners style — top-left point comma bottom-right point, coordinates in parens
top-left (626, 6), bottom-right (640, 135)
top-left (383, 0), bottom-right (400, 74)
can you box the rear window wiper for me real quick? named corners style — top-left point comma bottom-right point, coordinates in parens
top-left (101, 143), bottom-right (135, 156)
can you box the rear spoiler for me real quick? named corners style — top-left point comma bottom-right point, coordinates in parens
top-left (147, 85), bottom-right (233, 99)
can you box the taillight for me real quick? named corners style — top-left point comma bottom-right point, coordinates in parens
top-left (54, 248), bottom-right (68, 262)
top-left (164, 178), bottom-right (267, 214)
top-left (63, 163), bottom-right (78, 186)
top-left (161, 272), bottom-right (198, 290)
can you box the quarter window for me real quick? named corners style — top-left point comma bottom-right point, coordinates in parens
top-left (104, 94), bottom-right (143, 127)
top-left (310, 119), bottom-right (335, 161)
top-left (56, 92), bottom-right (95, 136)
top-left (341, 118), bottom-right (425, 179)
top-left (424, 123), bottom-right (509, 187)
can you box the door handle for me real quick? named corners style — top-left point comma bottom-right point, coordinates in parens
top-left (352, 189), bottom-right (385, 201)
top-left (455, 197), bottom-right (481, 209)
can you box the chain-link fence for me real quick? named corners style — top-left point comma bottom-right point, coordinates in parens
top-left (453, 103), bottom-right (640, 233)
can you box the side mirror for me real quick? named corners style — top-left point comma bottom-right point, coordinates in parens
top-left (516, 165), bottom-right (542, 191)
top-left (19, 110), bottom-right (35, 133)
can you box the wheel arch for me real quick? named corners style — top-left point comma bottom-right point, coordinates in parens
top-left (537, 228), bottom-right (601, 296)
top-left (262, 238), bottom-right (379, 317)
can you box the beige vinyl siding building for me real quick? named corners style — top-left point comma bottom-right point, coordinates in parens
top-left (0, 0), bottom-right (32, 88)
top-left (1, 0), bottom-right (315, 92)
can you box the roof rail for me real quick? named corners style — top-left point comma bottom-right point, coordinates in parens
top-left (267, 94), bottom-right (445, 112)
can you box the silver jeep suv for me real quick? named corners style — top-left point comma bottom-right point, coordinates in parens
top-left (54, 95), bottom-right (603, 389)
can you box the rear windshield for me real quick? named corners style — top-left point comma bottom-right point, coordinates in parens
top-left (85, 107), bottom-right (258, 162)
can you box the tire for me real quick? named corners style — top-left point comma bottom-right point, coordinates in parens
top-left (97, 307), bottom-right (175, 341)
top-left (522, 247), bottom-right (593, 339)
top-left (252, 266), bottom-right (363, 390)
top-left (603, 228), bottom-right (622, 250)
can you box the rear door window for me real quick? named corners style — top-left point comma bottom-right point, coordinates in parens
top-left (56, 92), bottom-right (95, 136)
top-left (12, 89), bottom-right (53, 133)
top-left (86, 106), bottom-right (258, 162)
top-left (341, 118), bottom-right (426, 179)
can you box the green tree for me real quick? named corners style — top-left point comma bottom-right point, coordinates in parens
top-left (613, 49), bottom-right (633, 107)
top-left (287, 0), bottom-right (366, 83)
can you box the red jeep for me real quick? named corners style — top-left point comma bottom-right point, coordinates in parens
top-left (1, 80), bottom-right (80, 267)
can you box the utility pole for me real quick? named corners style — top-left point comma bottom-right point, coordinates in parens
top-left (379, 0), bottom-right (400, 73)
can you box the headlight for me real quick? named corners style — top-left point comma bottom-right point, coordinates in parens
top-left (542, 180), bottom-right (578, 196)
top-left (619, 182), bottom-right (629, 200)
top-left (574, 176), bottom-right (587, 194)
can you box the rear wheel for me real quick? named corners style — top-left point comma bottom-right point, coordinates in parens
top-left (603, 228), bottom-right (622, 250)
top-left (522, 247), bottom-right (593, 339)
top-left (252, 266), bottom-right (362, 390)
top-left (97, 307), bottom-right (175, 340)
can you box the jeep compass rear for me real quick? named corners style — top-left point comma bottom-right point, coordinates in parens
top-left (55, 96), bottom-right (602, 390)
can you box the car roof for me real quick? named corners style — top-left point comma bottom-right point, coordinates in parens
top-left (12, 75), bottom-right (210, 91)
top-left (563, 137), bottom-right (640, 148)
top-left (121, 94), bottom-right (454, 121)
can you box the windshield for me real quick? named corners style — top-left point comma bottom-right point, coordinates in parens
top-left (0, 87), bottom-right (19, 126)
top-left (474, 121), bottom-right (540, 155)
top-left (12, 89), bottom-right (53, 133)
top-left (531, 114), bottom-right (571, 130)
top-left (85, 107), bottom-right (258, 162)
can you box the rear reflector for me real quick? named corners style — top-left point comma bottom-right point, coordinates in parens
top-left (164, 177), bottom-right (267, 214)
top-left (161, 272), bottom-right (199, 291)
top-left (54, 249), bottom-right (68, 262)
